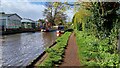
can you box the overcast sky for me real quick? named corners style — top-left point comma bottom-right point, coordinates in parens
top-left (0, 0), bottom-right (75, 22)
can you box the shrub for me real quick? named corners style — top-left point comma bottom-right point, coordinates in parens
top-left (75, 31), bottom-right (119, 66)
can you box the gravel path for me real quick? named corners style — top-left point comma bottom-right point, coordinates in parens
top-left (59, 32), bottom-right (80, 67)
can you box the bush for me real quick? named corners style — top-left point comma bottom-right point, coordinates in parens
top-left (75, 31), bottom-right (119, 66)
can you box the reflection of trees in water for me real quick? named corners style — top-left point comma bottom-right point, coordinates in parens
top-left (42, 32), bottom-right (57, 47)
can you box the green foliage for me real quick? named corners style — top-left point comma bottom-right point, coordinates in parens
top-left (72, 1), bottom-right (120, 67)
top-left (75, 31), bottom-right (119, 66)
top-left (38, 19), bottom-right (45, 24)
top-left (72, 8), bottom-right (91, 31)
top-left (73, 2), bottom-right (120, 39)
top-left (85, 2), bottom-right (119, 38)
top-left (65, 22), bottom-right (73, 29)
top-left (39, 32), bottom-right (71, 66)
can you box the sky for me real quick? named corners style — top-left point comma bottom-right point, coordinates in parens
top-left (0, 0), bottom-right (76, 22)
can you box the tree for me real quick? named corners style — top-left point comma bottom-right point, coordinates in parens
top-left (91, 2), bottom-right (119, 38)
top-left (72, 7), bottom-right (91, 31)
top-left (38, 19), bottom-right (45, 24)
top-left (43, 2), bottom-right (68, 26)
top-left (74, 2), bottom-right (120, 38)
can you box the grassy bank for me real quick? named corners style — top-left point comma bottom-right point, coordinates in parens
top-left (75, 31), bottom-right (119, 67)
top-left (39, 32), bottom-right (71, 67)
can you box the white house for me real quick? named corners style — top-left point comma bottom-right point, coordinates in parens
top-left (21, 18), bottom-right (36, 29)
top-left (0, 12), bottom-right (22, 31)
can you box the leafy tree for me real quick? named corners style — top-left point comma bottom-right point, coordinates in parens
top-left (38, 19), bottom-right (45, 24)
top-left (72, 7), bottom-right (91, 31)
top-left (73, 2), bottom-right (120, 38)
top-left (84, 2), bottom-right (119, 38)
top-left (43, 2), bottom-right (68, 26)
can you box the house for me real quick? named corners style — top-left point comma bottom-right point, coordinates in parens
top-left (0, 12), bottom-right (22, 31)
top-left (21, 18), bottom-right (36, 29)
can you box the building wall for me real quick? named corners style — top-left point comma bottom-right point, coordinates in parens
top-left (0, 19), bottom-right (6, 30)
top-left (7, 15), bottom-right (21, 28)
top-left (22, 22), bottom-right (32, 29)
top-left (7, 19), bottom-right (21, 28)
top-left (0, 14), bottom-right (22, 31)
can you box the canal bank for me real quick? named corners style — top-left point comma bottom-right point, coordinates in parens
top-left (27, 41), bottom-right (57, 67)
top-left (1, 28), bottom-right (41, 35)
top-left (2, 32), bottom-right (57, 66)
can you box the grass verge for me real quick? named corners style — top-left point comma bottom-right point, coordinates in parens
top-left (39, 32), bottom-right (71, 67)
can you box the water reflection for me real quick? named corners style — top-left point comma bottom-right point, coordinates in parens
top-left (42, 32), bottom-right (56, 48)
top-left (2, 32), bottom-right (56, 66)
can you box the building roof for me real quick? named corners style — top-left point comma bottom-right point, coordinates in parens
top-left (21, 18), bottom-right (35, 23)
top-left (0, 12), bottom-right (22, 19)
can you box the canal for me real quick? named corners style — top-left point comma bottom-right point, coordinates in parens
top-left (1, 32), bottom-right (57, 66)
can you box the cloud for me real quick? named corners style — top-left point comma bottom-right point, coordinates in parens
top-left (1, 0), bottom-right (46, 21)
top-left (1, 0), bottom-right (75, 22)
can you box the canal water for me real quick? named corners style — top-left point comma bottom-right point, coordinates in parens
top-left (1, 32), bottom-right (57, 66)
